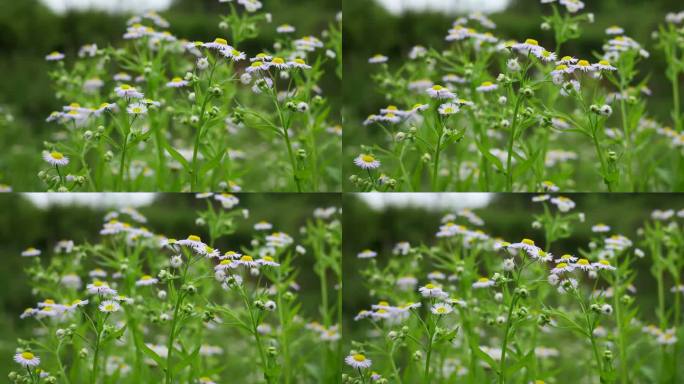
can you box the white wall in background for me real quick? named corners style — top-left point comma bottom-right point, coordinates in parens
top-left (41, 0), bottom-right (172, 14)
top-left (376, 0), bottom-right (510, 15)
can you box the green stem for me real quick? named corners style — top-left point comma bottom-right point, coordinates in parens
top-left (498, 294), bottom-right (519, 383)
top-left (191, 61), bottom-right (219, 191)
top-left (165, 290), bottom-right (186, 384)
top-left (431, 122), bottom-right (444, 191)
top-left (506, 95), bottom-right (524, 192)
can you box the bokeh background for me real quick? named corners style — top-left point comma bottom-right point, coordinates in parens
top-left (0, 0), bottom-right (340, 190)
top-left (0, 192), bottom-right (340, 378)
top-left (342, 193), bottom-right (684, 335)
top-left (343, 0), bottom-right (684, 187)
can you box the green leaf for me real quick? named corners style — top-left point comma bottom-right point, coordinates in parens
top-left (134, 332), bottom-right (166, 369)
top-left (162, 140), bottom-right (191, 172)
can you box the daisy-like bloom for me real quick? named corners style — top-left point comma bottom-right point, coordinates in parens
top-left (288, 58), bottom-right (311, 70)
top-left (556, 56), bottom-right (578, 65)
top-left (472, 277), bottom-right (495, 289)
top-left (558, 278), bottom-right (579, 293)
top-left (276, 23), bottom-right (295, 33)
top-left (86, 280), bottom-right (118, 296)
top-left (594, 60), bottom-right (617, 71)
top-left (21, 247), bottom-right (41, 257)
top-left (396, 276), bottom-right (418, 291)
top-left (135, 275), bottom-right (158, 286)
top-left (357, 249), bottom-right (377, 259)
top-left (540, 180), bottom-right (559, 192)
top-left (198, 377), bottom-right (217, 384)
top-left (254, 221), bottom-right (273, 231)
top-left (204, 37), bottom-right (231, 50)
top-left (418, 283), bottom-right (448, 299)
top-left (99, 300), bottom-right (121, 313)
top-left (427, 85), bottom-right (456, 99)
top-left (222, 48), bottom-right (246, 62)
top-left (214, 193), bottom-right (239, 209)
top-left (507, 238), bottom-right (541, 257)
top-left (573, 258), bottom-right (595, 272)
top-left (114, 72), bottom-right (132, 82)
top-left (368, 54), bottom-right (388, 64)
top-left (512, 38), bottom-right (543, 54)
top-left (592, 259), bottom-right (616, 271)
top-left (476, 81), bottom-right (498, 92)
top-left (126, 103), bottom-right (148, 116)
top-left (657, 329), bottom-right (678, 345)
top-left (555, 254), bottom-right (578, 263)
top-left (550, 196), bottom-right (575, 212)
top-left (14, 351), bottom-right (40, 367)
top-left (606, 25), bottom-right (624, 35)
top-left (43, 151), bottom-right (69, 167)
top-left (45, 51), bottom-right (65, 61)
top-left (269, 57), bottom-right (289, 70)
top-left (258, 256), bottom-right (280, 267)
top-left (592, 223), bottom-right (611, 233)
top-left (354, 154), bottom-right (381, 170)
top-left (232, 255), bottom-right (258, 268)
top-left (431, 303), bottom-right (453, 315)
top-left (533, 49), bottom-right (557, 63)
top-left (176, 235), bottom-right (206, 248)
top-left (115, 84), bottom-right (144, 98)
top-left (166, 77), bottom-right (189, 88)
top-left (559, 0), bottom-right (584, 13)
top-left (246, 61), bottom-right (269, 73)
top-left (345, 353), bottom-right (372, 369)
top-left (571, 59), bottom-right (595, 73)
top-left (551, 262), bottom-right (574, 274)
top-left (438, 103), bottom-right (460, 116)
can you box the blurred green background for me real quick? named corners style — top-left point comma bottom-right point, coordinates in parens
top-left (0, 0), bottom-right (340, 190)
top-left (343, 0), bottom-right (684, 184)
top-left (0, 192), bottom-right (340, 378)
top-left (342, 193), bottom-right (684, 331)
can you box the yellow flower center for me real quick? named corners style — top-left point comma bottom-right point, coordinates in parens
top-left (44, 299), bottom-right (55, 305)
top-left (561, 56), bottom-right (573, 61)
top-left (561, 254), bottom-right (572, 260)
top-left (51, 151), bottom-right (64, 159)
top-left (120, 84), bottom-right (132, 90)
top-left (188, 235), bottom-right (201, 242)
top-left (219, 260), bottom-right (230, 265)
top-left (141, 275), bottom-right (152, 280)
top-left (555, 65), bottom-right (568, 71)
top-left (93, 280), bottom-right (104, 287)
top-left (481, 81), bottom-right (493, 87)
top-left (599, 60), bottom-right (610, 66)
top-left (525, 38), bottom-right (539, 46)
top-left (432, 85), bottom-right (444, 91)
top-left (272, 57), bottom-right (285, 64)
top-left (353, 354), bottom-right (366, 362)
top-left (21, 352), bottom-right (34, 360)
top-left (213, 38), bottom-right (228, 45)
top-left (478, 277), bottom-right (489, 283)
top-left (577, 259), bottom-right (590, 265)
top-left (378, 301), bottom-right (389, 306)
top-left (104, 304), bottom-right (115, 311)
top-left (72, 299), bottom-right (82, 305)
top-left (172, 77), bottom-right (183, 82)
top-left (263, 256), bottom-right (274, 262)
top-left (251, 61), bottom-right (264, 67)
top-left (578, 60), bottom-right (590, 67)
top-left (556, 262), bottom-right (568, 268)
top-left (132, 107), bottom-right (142, 114)
top-left (425, 283), bottom-right (436, 289)
top-left (599, 260), bottom-right (611, 266)
top-left (436, 307), bottom-right (447, 313)
top-left (240, 255), bottom-right (253, 262)
top-left (541, 50), bottom-right (551, 57)
top-left (294, 58), bottom-right (306, 64)
top-left (522, 239), bottom-right (535, 246)
top-left (361, 155), bottom-right (375, 163)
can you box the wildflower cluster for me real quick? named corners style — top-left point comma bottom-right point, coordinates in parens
top-left (39, 2), bottom-right (341, 192)
top-left (348, 4), bottom-right (684, 192)
top-left (345, 197), bottom-right (684, 383)
top-left (10, 198), bottom-right (342, 384)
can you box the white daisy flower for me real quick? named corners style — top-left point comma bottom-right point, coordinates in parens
top-left (657, 329), bottom-right (677, 345)
top-left (556, 56), bottom-right (578, 65)
top-left (203, 37), bottom-right (231, 50)
top-left (45, 51), bottom-right (65, 61)
top-left (246, 61), bottom-right (270, 73)
top-left (166, 77), bottom-right (189, 88)
top-left (573, 258), bottom-right (595, 272)
top-left (43, 151), bottom-right (69, 166)
top-left (438, 103), bottom-right (460, 115)
top-left (14, 351), bottom-right (40, 367)
top-left (198, 377), bottom-right (217, 384)
top-left (135, 275), bottom-right (158, 286)
top-left (419, 283), bottom-right (448, 299)
top-left (532, 194), bottom-right (550, 202)
top-left (426, 85), bottom-right (456, 99)
top-left (258, 256), bottom-right (280, 267)
top-left (550, 196), bottom-right (575, 212)
top-left (571, 59), bottom-right (595, 72)
top-left (86, 281), bottom-right (118, 296)
top-left (555, 254), bottom-right (578, 263)
top-left (551, 262), bottom-right (574, 274)
top-left (512, 38), bottom-right (543, 54)
top-left (431, 303), bottom-right (453, 315)
top-left (288, 58), bottom-right (311, 69)
top-left (99, 300), bottom-right (121, 313)
top-left (606, 26), bottom-right (624, 35)
top-left (533, 49), bottom-right (557, 62)
top-left (254, 221), bottom-right (273, 231)
top-left (592, 223), bottom-right (611, 233)
top-left (276, 24), bottom-right (295, 34)
top-left (345, 353), bottom-right (372, 369)
top-left (114, 72), bottom-right (132, 82)
top-left (222, 48), bottom-right (246, 62)
top-left (540, 180), bottom-right (559, 192)
top-left (269, 57), bottom-right (290, 70)
top-left (472, 277), bottom-right (495, 289)
top-left (592, 259), bottom-right (616, 271)
top-left (127, 103), bottom-right (148, 116)
top-left (232, 255), bottom-right (258, 268)
top-left (21, 247), bottom-right (41, 257)
top-left (115, 84), bottom-right (144, 99)
top-left (214, 193), bottom-right (239, 209)
top-left (476, 81), bottom-right (498, 92)
top-left (354, 154), bottom-right (381, 170)
top-left (357, 249), bottom-right (377, 259)
top-left (176, 235), bottom-right (206, 248)
top-left (368, 54), bottom-right (388, 64)
top-left (594, 60), bottom-right (617, 71)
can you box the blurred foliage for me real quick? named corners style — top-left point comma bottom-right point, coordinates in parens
top-left (0, 192), bottom-right (340, 378)
top-left (0, 0), bottom-right (340, 190)
top-left (342, 193), bottom-right (684, 332)
top-left (343, 0), bottom-right (684, 174)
